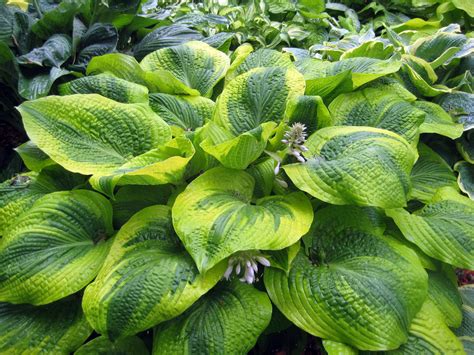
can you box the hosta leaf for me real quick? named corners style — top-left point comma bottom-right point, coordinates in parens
top-left (0, 167), bottom-right (85, 236)
top-left (328, 84), bottom-right (424, 144)
top-left (87, 53), bottom-right (148, 86)
top-left (0, 190), bottom-right (113, 305)
top-left (427, 270), bottom-right (462, 328)
top-left (149, 93), bottom-right (215, 131)
top-left (455, 161), bottom-right (474, 199)
top-left (322, 340), bottom-right (358, 355)
top-left (89, 136), bottom-right (195, 197)
top-left (386, 187), bottom-right (474, 269)
top-left (232, 48), bottom-right (293, 78)
top-left (264, 205), bottom-right (427, 351)
top-left (18, 67), bottom-right (70, 100)
top-left (172, 167), bottom-right (313, 272)
top-left (75, 336), bottom-right (149, 355)
top-left (83, 205), bottom-right (225, 340)
top-left (457, 130), bottom-right (474, 164)
top-left (214, 67), bottom-right (305, 135)
top-left (200, 122), bottom-right (276, 170)
top-left (0, 298), bottom-right (92, 354)
top-left (14, 141), bottom-right (54, 172)
top-left (246, 157), bottom-right (275, 198)
top-left (452, 0), bottom-right (474, 16)
top-left (415, 101), bottom-right (464, 139)
top-left (59, 74), bottom-right (149, 103)
top-left (17, 34), bottom-right (72, 68)
top-left (133, 24), bottom-right (204, 61)
top-left (285, 95), bottom-right (331, 136)
top-left (18, 94), bottom-right (171, 176)
top-left (225, 43), bottom-right (253, 81)
top-left (153, 281), bottom-right (272, 355)
top-left (388, 300), bottom-right (464, 354)
top-left (284, 127), bottom-right (417, 208)
top-left (437, 92), bottom-right (474, 130)
top-left (140, 41), bottom-right (230, 97)
top-left (410, 143), bottom-right (458, 202)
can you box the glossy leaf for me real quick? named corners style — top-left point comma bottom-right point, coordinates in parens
top-left (455, 161), bottom-right (474, 199)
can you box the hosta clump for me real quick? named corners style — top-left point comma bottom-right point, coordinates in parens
top-left (0, 1), bottom-right (474, 353)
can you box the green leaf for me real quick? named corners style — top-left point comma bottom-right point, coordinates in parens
top-left (452, 0), bottom-right (474, 16)
top-left (246, 157), bottom-right (275, 198)
top-left (0, 190), bottom-right (113, 305)
top-left (0, 298), bottom-right (92, 354)
top-left (455, 161), bottom-right (474, 200)
top-left (59, 74), bottom-right (149, 103)
top-left (264, 205), bottom-right (427, 351)
top-left (140, 41), bottom-right (230, 97)
top-left (410, 143), bottom-right (458, 202)
top-left (427, 269), bottom-right (462, 328)
top-left (133, 24), bottom-right (204, 61)
top-left (284, 127), bottom-right (417, 208)
top-left (14, 141), bottom-right (54, 172)
top-left (17, 34), bottom-right (72, 68)
top-left (415, 101), bottom-right (464, 139)
top-left (386, 187), bottom-right (474, 269)
top-left (75, 335), bottom-right (149, 355)
top-left (200, 122), bottom-right (276, 170)
top-left (18, 94), bottom-right (171, 176)
top-left (82, 205), bottom-right (225, 340)
top-left (328, 83), bottom-right (424, 144)
top-left (437, 92), bottom-right (474, 130)
top-left (87, 53), bottom-right (148, 86)
top-left (172, 167), bottom-right (313, 273)
top-left (232, 48), bottom-right (293, 79)
top-left (18, 67), bottom-right (71, 100)
top-left (89, 136), bottom-right (195, 197)
top-left (388, 300), bottom-right (464, 354)
top-left (285, 95), bottom-right (331, 135)
top-left (153, 281), bottom-right (272, 355)
top-left (322, 340), bottom-right (358, 355)
top-left (457, 130), bottom-right (474, 164)
top-left (149, 93), bottom-right (215, 131)
top-left (214, 67), bottom-right (305, 135)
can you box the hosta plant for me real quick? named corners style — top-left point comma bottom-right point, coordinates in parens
top-left (0, 1), bottom-right (474, 354)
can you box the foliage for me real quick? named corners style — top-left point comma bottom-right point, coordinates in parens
top-left (0, 0), bottom-right (473, 354)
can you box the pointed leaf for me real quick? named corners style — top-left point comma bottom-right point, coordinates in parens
top-left (455, 161), bottom-right (474, 199)
top-left (415, 101), bottom-right (464, 139)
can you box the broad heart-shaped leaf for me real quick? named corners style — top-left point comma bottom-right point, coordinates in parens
top-left (140, 41), bottom-right (230, 97)
top-left (89, 136), bottom-right (195, 197)
top-left (410, 143), bottom-right (458, 202)
top-left (436, 92), bottom-right (474, 130)
top-left (14, 141), bottom-right (54, 172)
top-left (0, 166), bottom-right (85, 236)
top-left (87, 53), bottom-right (148, 86)
top-left (415, 100), bottom-right (464, 139)
top-left (264, 205), bottom-right (428, 351)
top-left (231, 48), bottom-right (293, 79)
top-left (285, 95), bottom-right (331, 136)
top-left (328, 83), bottom-right (424, 144)
top-left (149, 93), bottom-right (215, 131)
top-left (18, 94), bottom-right (171, 176)
top-left (200, 122), bottom-right (276, 170)
top-left (59, 74), bottom-right (149, 103)
top-left (284, 127), bottom-right (417, 208)
top-left (0, 190), bottom-right (113, 305)
top-left (18, 67), bottom-right (71, 100)
top-left (455, 161), bottom-right (474, 199)
top-left (153, 280), bottom-right (272, 355)
top-left (17, 34), bottom-right (72, 68)
top-left (172, 167), bottom-right (313, 273)
top-left (427, 269), bottom-right (462, 328)
top-left (388, 300), bottom-right (464, 354)
top-left (386, 187), bottom-right (474, 269)
top-left (214, 67), bottom-right (305, 136)
top-left (82, 205), bottom-right (225, 340)
top-left (75, 336), bottom-right (149, 355)
top-left (0, 297), bottom-right (92, 354)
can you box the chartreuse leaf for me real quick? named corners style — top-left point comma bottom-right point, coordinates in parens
top-left (75, 336), bottom-right (149, 355)
top-left (285, 95), bottom-right (331, 135)
top-left (83, 205), bottom-right (225, 340)
top-left (213, 66), bottom-right (305, 135)
top-left (457, 285), bottom-right (474, 353)
top-left (322, 340), bottom-right (357, 355)
top-left (415, 101), bottom-right (464, 139)
top-left (455, 161), bottom-right (474, 199)
top-left (14, 141), bottom-right (54, 172)
top-left (410, 143), bottom-right (458, 202)
top-left (427, 269), bottom-right (462, 328)
top-left (0, 298), bottom-right (92, 354)
top-left (172, 167), bottom-right (313, 273)
top-left (140, 41), bottom-right (230, 97)
top-left (89, 136), bottom-right (195, 197)
top-left (87, 53), bottom-right (148, 86)
top-left (149, 93), bottom-right (215, 131)
top-left (386, 187), bottom-right (474, 269)
top-left (225, 43), bottom-right (253, 82)
top-left (59, 74), bottom-right (149, 103)
top-left (18, 94), bottom-right (171, 176)
top-left (264, 205), bottom-right (427, 351)
top-left (388, 300), bottom-right (464, 354)
top-left (0, 167), bottom-right (85, 236)
top-left (152, 280), bottom-right (272, 355)
top-left (284, 127), bottom-right (417, 208)
top-left (232, 48), bottom-right (293, 78)
top-left (0, 190), bottom-right (113, 305)
top-left (328, 83), bottom-right (424, 144)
